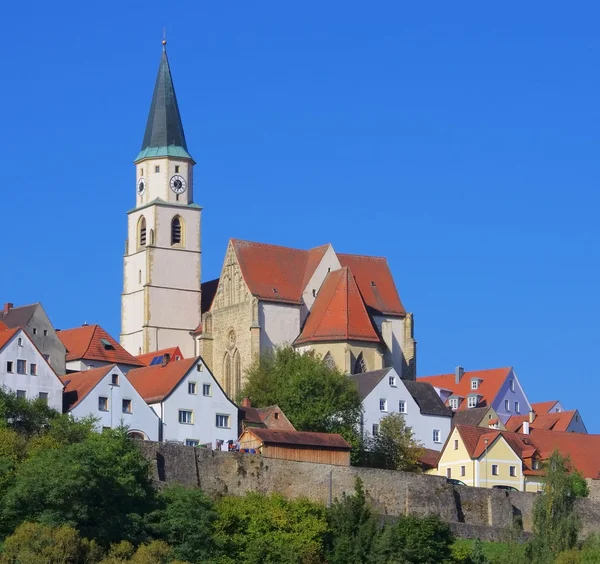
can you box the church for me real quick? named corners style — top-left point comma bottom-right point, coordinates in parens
top-left (120, 42), bottom-right (416, 398)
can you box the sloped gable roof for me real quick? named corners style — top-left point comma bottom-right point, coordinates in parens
top-left (136, 347), bottom-right (183, 367)
top-left (418, 367), bottom-right (512, 411)
top-left (0, 327), bottom-right (20, 350)
top-left (403, 380), bottom-right (452, 417)
top-left (0, 321), bottom-right (7, 331)
top-left (531, 400), bottom-right (559, 414)
top-left (0, 303), bottom-right (38, 328)
top-left (127, 357), bottom-right (199, 403)
top-left (295, 267), bottom-right (380, 345)
top-left (505, 410), bottom-right (579, 433)
top-left (348, 368), bottom-right (393, 400)
top-left (246, 428), bottom-right (351, 450)
top-left (240, 405), bottom-right (296, 431)
top-left (61, 365), bottom-right (114, 411)
top-left (57, 325), bottom-right (144, 367)
top-left (452, 406), bottom-right (502, 428)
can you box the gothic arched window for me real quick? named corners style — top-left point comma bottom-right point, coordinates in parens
top-left (171, 216), bottom-right (183, 246)
top-left (354, 352), bottom-right (367, 374)
top-left (223, 352), bottom-right (232, 395)
top-left (323, 352), bottom-right (336, 370)
top-left (138, 216), bottom-right (147, 247)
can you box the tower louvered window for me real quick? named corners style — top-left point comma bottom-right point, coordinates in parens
top-left (171, 216), bottom-right (182, 245)
top-left (139, 217), bottom-right (147, 246)
top-left (354, 352), bottom-right (367, 374)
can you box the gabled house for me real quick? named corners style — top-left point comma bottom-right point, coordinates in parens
top-left (61, 365), bottom-right (159, 440)
top-left (0, 302), bottom-right (66, 375)
top-left (0, 326), bottom-right (64, 411)
top-left (418, 366), bottom-right (531, 424)
top-left (127, 356), bottom-right (238, 447)
top-left (531, 400), bottom-right (565, 414)
top-left (136, 347), bottom-right (183, 366)
top-left (239, 398), bottom-right (295, 434)
top-left (57, 324), bottom-right (144, 373)
top-left (350, 367), bottom-right (452, 450)
top-left (506, 409), bottom-right (587, 434)
top-left (452, 406), bottom-right (506, 430)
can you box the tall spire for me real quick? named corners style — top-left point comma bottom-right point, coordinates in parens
top-left (135, 40), bottom-right (192, 162)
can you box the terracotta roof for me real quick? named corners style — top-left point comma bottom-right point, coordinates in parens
top-left (240, 405), bottom-right (296, 431)
top-left (57, 324), bottom-right (144, 367)
top-left (136, 347), bottom-right (183, 367)
top-left (529, 429), bottom-right (600, 479)
top-left (0, 327), bottom-right (19, 350)
top-left (419, 448), bottom-right (442, 470)
top-left (337, 253), bottom-right (405, 316)
top-left (505, 411), bottom-right (579, 433)
top-left (531, 401), bottom-right (559, 414)
top-left (0, 303), bottom-right (38, 328)
top-left (60, 365), bottom-right (114, 411)
top-left (0, 320), bottom-right (8, 331)
top-left (418, 367), bottom-right (512, 411)
top-left (127, 357), bottom-right (198, 403)
top-left (295, 268), bottom-right (380, 345)
top-left (245, 428), bottom-right (351, 450)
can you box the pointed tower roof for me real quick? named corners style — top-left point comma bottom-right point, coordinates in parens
top-left (295, 267), bottom-right (381, 345)
top-left (135, 41), bottom-right (193, 162)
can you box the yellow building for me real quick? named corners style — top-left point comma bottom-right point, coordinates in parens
top-left (431, 424), bottom-right (544, 491)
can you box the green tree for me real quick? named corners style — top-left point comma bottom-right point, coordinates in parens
top-left (326, 478), bottom-right (381, 564)
top-left (526, 450), bottom-right (581, 562)
top-left (146, 485), bottom-right (218, 562)
top-left (213, 492), bottom-right (328, 563)
top-left (240, 346), bottom-right (362, 441)
top-left (367, 413), bottom-right (425, 471)
top-left (1, 428), bottom-right (157, 546)
top-left (569, 469), bottom-right (589, 498)
top-left (0, 388), bottom-right (60, 437)
top-left (0, 522), bottom-right (102, 564)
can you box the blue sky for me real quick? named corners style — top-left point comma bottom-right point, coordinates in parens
top-left (1, 2), bottom-right (599, 429)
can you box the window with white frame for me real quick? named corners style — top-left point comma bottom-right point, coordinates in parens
top-left (389, 376), bottom-right (396, 387)
top-left (188, 382), bottom-right (197, 395)
top-left (398, 400), bottom-right (406, 413)
top-left (122, 399), bottom-right (132, 414)
top-left (449, 398), bottom-right (459, 409)
top-left (433, 429), bottom-right (441, 443)
top-left (111, 373), bottom-right (119, 386)
top-left (98, 397), bottom-right (108, 411)
top-left (514, 401), bottom-right (520, 413)
top-left (216, 414), bottom-right (230, 428)
top-left (492, 464), bottom-right (499, 476)
top-left (372, 423), bottom-right (379, 436)
top-left (504, 399), bottom-right (510, 411)
top-left (379, 399), bottom-right (387, 412)
top-left (179, 410), bottom-right (193, 424)
top-left (186, 439), bottom-right (199, 447)
top-left (467, 396), bottom-right (477, 408)
top-left (510, 466), bottom-right (516, 477)
top-left (471, 380), bottom-right (478, 390)
top-left (202, 383), bottom-right (211, 396)
top-left (461, 466), bottom-right (466, 477)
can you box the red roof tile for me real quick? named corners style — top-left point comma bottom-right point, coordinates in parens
top-left (0, 320), bottom-right (8, 331)
top-left (241, 405), bottom-right (296, 431)
top-left (127, 357), bottom-right (198, 403)
top-left (337, 253), bottom-right (405, 316)
top-left (295, 267), bottom-right (380, 345)
top-left (531, 401), bottom-right (559, 414)
top-left (0, 327), bottom-right (19, 349)
top-left (136, 347), bottom-right (183, 367)
top-left (418, 368), bottom-right (512, 411)
top-left (419, 448), bottom-right (442, 470)
top-left (60, 365), bottom-right (114, 411)
top-left (244, 428), bottom-right (351, 450)
top-left (57, 325), bottom-right (144, 367)
top-left (505, 411), bottom-right (578, 433)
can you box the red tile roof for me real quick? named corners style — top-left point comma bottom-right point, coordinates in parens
top-left (136, 347), bottom-right (183, 367)
top-left (0, 327), bottom-right (19, 349)
top-left (419, 448), bottom-right (442, 470)
top-left (295, 267), bottom-right (380, 345)
top-left (127, 357), bottom-right (198, 403)
top-left (240, 405), bottom-right (296, 431)
top-left (60, 365), bottom-right (113, 411)
top-left (337, 253), bottom-right (405, 315)
top-left (57, 325), bottom-right (144, 367)
top-left (244, 428), bottom-right (351, 450)
top-left (505, 411), bottom-right (578, 433)
top-left (531, 401), bottom-right (559, 414)
top-left (418, 368), bottom-right (512, 411)
top-left (0, 320), bottom-right (8, 331)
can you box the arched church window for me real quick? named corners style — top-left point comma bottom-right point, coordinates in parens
top-left (323, 352), bottom-right (336, 370)
top-left (223, 352), bottom-right (232, 395)
top-left (233, 350), bottom-right (241, 400)
top-left (354, 352), bottom-right (367, 374)
top-left (171, 216), bottom-right (183, 246)
top-left (138, 216), bottom-right (147, 247)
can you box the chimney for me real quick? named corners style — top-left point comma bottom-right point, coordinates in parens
top-left (529, 410), bottom-right (535, 424)
top-left (241, 397), bottom-right (251, 408)
top-left (161, 353), bottom-right (171, 367)
top-left (455, 366), bottom-right (464, 384)
top-left (3, 303), bottom-right (13, 315)
top-left (523, 421), bottom-right (530, 435)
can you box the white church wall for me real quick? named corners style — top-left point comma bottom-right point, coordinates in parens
top-left (259, 302), bottom-right (301, 354)
top-left (301, 245), bottom-right (342, 314)
top-left (372, 315), bottom-right (406, 378)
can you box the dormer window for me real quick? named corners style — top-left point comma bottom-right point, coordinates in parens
top-left (467, 396), bottom-right (477, 408)
top-left (471, 379), bottom-right (479, 390)
top-left (449, 398), bottom-right (459, 410)
top-left (101, 339), bottom-right (114, 350)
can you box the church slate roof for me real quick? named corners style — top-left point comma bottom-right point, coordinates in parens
top-left (136, 45), bottom-right (192, 162)
top-left (295, 267), bottom-right (381, 345)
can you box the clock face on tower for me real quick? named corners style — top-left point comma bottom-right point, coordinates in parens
top-left (137, 177), bottom-right (146, 196)
top-left (170, 174), bottom-right (187, 194)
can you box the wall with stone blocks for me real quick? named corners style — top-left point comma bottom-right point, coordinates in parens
top-left (137, 443), bottom-right (600, 539)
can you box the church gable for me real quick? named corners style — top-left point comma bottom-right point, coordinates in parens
top-left (213, 241), bottom-right (251, 310)
top-left (301, 244), bottom-right (341, 312)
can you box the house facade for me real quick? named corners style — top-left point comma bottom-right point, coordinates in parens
top-left (61, 365), bottom-right (160, 441)
top-left (350, 367), bottom-right (452, 451)
top-left (127, 356), bottom-right (238, 447)
top-left (0, 327), bottom-right (64, 411)
top-left (419, 366), bottom-right (531, 424)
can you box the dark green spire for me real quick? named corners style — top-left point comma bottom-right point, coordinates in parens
top-left (135, 43), bottom-right (193, 162)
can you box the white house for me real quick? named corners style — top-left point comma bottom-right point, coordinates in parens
top-left (350, 367), bottom-right (452, 451)
top-left (0, 327), bottom-right (64, 411)
top-left (127, 356), bottom-right (238, 448)
top-left (61, 365), bottom-right (160, 441)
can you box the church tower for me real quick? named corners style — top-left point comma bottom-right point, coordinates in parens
top-left (120, 41), bottom-right (201, 358)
